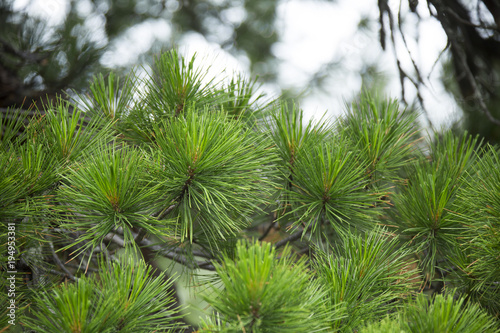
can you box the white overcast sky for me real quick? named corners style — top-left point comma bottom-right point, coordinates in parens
top-left (14, 0), bottom-right (457, 128)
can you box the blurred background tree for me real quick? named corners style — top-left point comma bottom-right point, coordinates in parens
top-left (2, 0), bottom-right (500, 143)
top-left (0, 0), bottom-right (281, 109)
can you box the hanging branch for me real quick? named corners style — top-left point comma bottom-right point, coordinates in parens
top-left (378, 0), bottom-right (434, 129)
top-left (396, 2), bottom-right (434, 129)
top-left (379, 0), bottom-right (500, 131)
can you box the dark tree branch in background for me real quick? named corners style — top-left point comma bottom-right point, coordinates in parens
top-left (441, 20), bottom-right (500, 126)
top-left (48, 240), bottom-right (78, 282)
top-left (396, 4), bottom-right (433, 129)
top-left (378, 0), bottom-right (500, 138)
top-left (274, 229), bottom-right (304, 249)
top-left (103, 230), bottom-right (217, 271)
top-left (429, 0), bottom-right (500, 126)
top-left (258, 213), bottom-right (278, 241)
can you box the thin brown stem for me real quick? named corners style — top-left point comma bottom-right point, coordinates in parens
top-left (49, 241), bottom-right (78, 282)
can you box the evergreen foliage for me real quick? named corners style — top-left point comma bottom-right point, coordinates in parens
top-left (23, 254), bottom-right (183, 332)
top-left (314, 228), bottom-right (416, 331)
top-left (200, 240), bottom-right (332, 332)
top-left (1, 50), bottom-right (499, 332)
top-left (360, 293), bottom-right (498, 333)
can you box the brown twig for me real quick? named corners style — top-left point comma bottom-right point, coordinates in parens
top-left (48, 241), bottom-right (78, 282)
top-left (274, 229), bottom-right (304, 249)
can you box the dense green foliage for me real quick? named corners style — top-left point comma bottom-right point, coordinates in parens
top-left (23, 254), bottom-right (183, 332)
top-left (360, 293), bottom-right (498, 333)
top-left (1, 50), bottom-right (499, 332)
